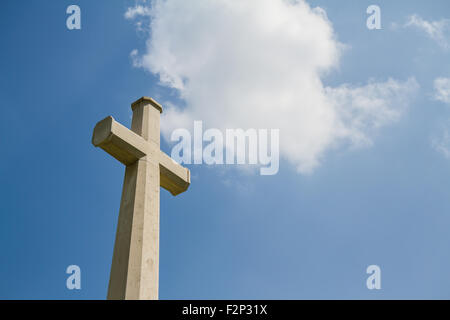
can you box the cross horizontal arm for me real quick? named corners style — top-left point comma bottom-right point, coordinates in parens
top-left (93, 116), bottom-right (190, 196)
top-left (159, 151), bottom-right (190, 196)
top-left (92, 116), bottom-right (149, 166)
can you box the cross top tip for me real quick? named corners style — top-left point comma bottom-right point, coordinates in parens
top-left (131, 97), bottom-right (163, 113)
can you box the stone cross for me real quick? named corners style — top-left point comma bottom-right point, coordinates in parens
top-left (92, 97), bottom-right (190, 300)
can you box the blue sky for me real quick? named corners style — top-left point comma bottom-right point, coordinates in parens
top-left (1, 0), bottom-right (450, 299)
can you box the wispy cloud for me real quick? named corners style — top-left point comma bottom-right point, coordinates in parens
top-left (125, 4), bottom-right (151, 20)
top-left (404, 14), bottom-right (450, 49)
top-left (433, 77), bottom-right (450, 104)
top-left (432, 78), bottom-right (450, 159)
top-left (432, 125), bottom-right (450, 159)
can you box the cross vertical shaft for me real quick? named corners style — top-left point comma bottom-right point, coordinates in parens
top-left (107, 98), bottom-right (162, 300)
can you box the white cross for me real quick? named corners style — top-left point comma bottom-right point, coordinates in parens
top-left (92, 97), bottom-right (190, 300)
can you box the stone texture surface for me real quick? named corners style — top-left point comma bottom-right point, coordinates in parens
top-left (92, 97), bottom-right (190, 300)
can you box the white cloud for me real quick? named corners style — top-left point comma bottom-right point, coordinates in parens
top-left (433, 77), bottom-right (450, 104)
top-left (326, 78), bottom-right (419, 147)
top-left (432, 78), bottom-right (450, 160)
top-left (125, 4), bottom-right (151, 20)
top-left (432, 125), bottom-right (450, 159)
top-left (127, 0), bottom-right (419, 174)
top-left (404, 14), bottom-right (450, 49)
